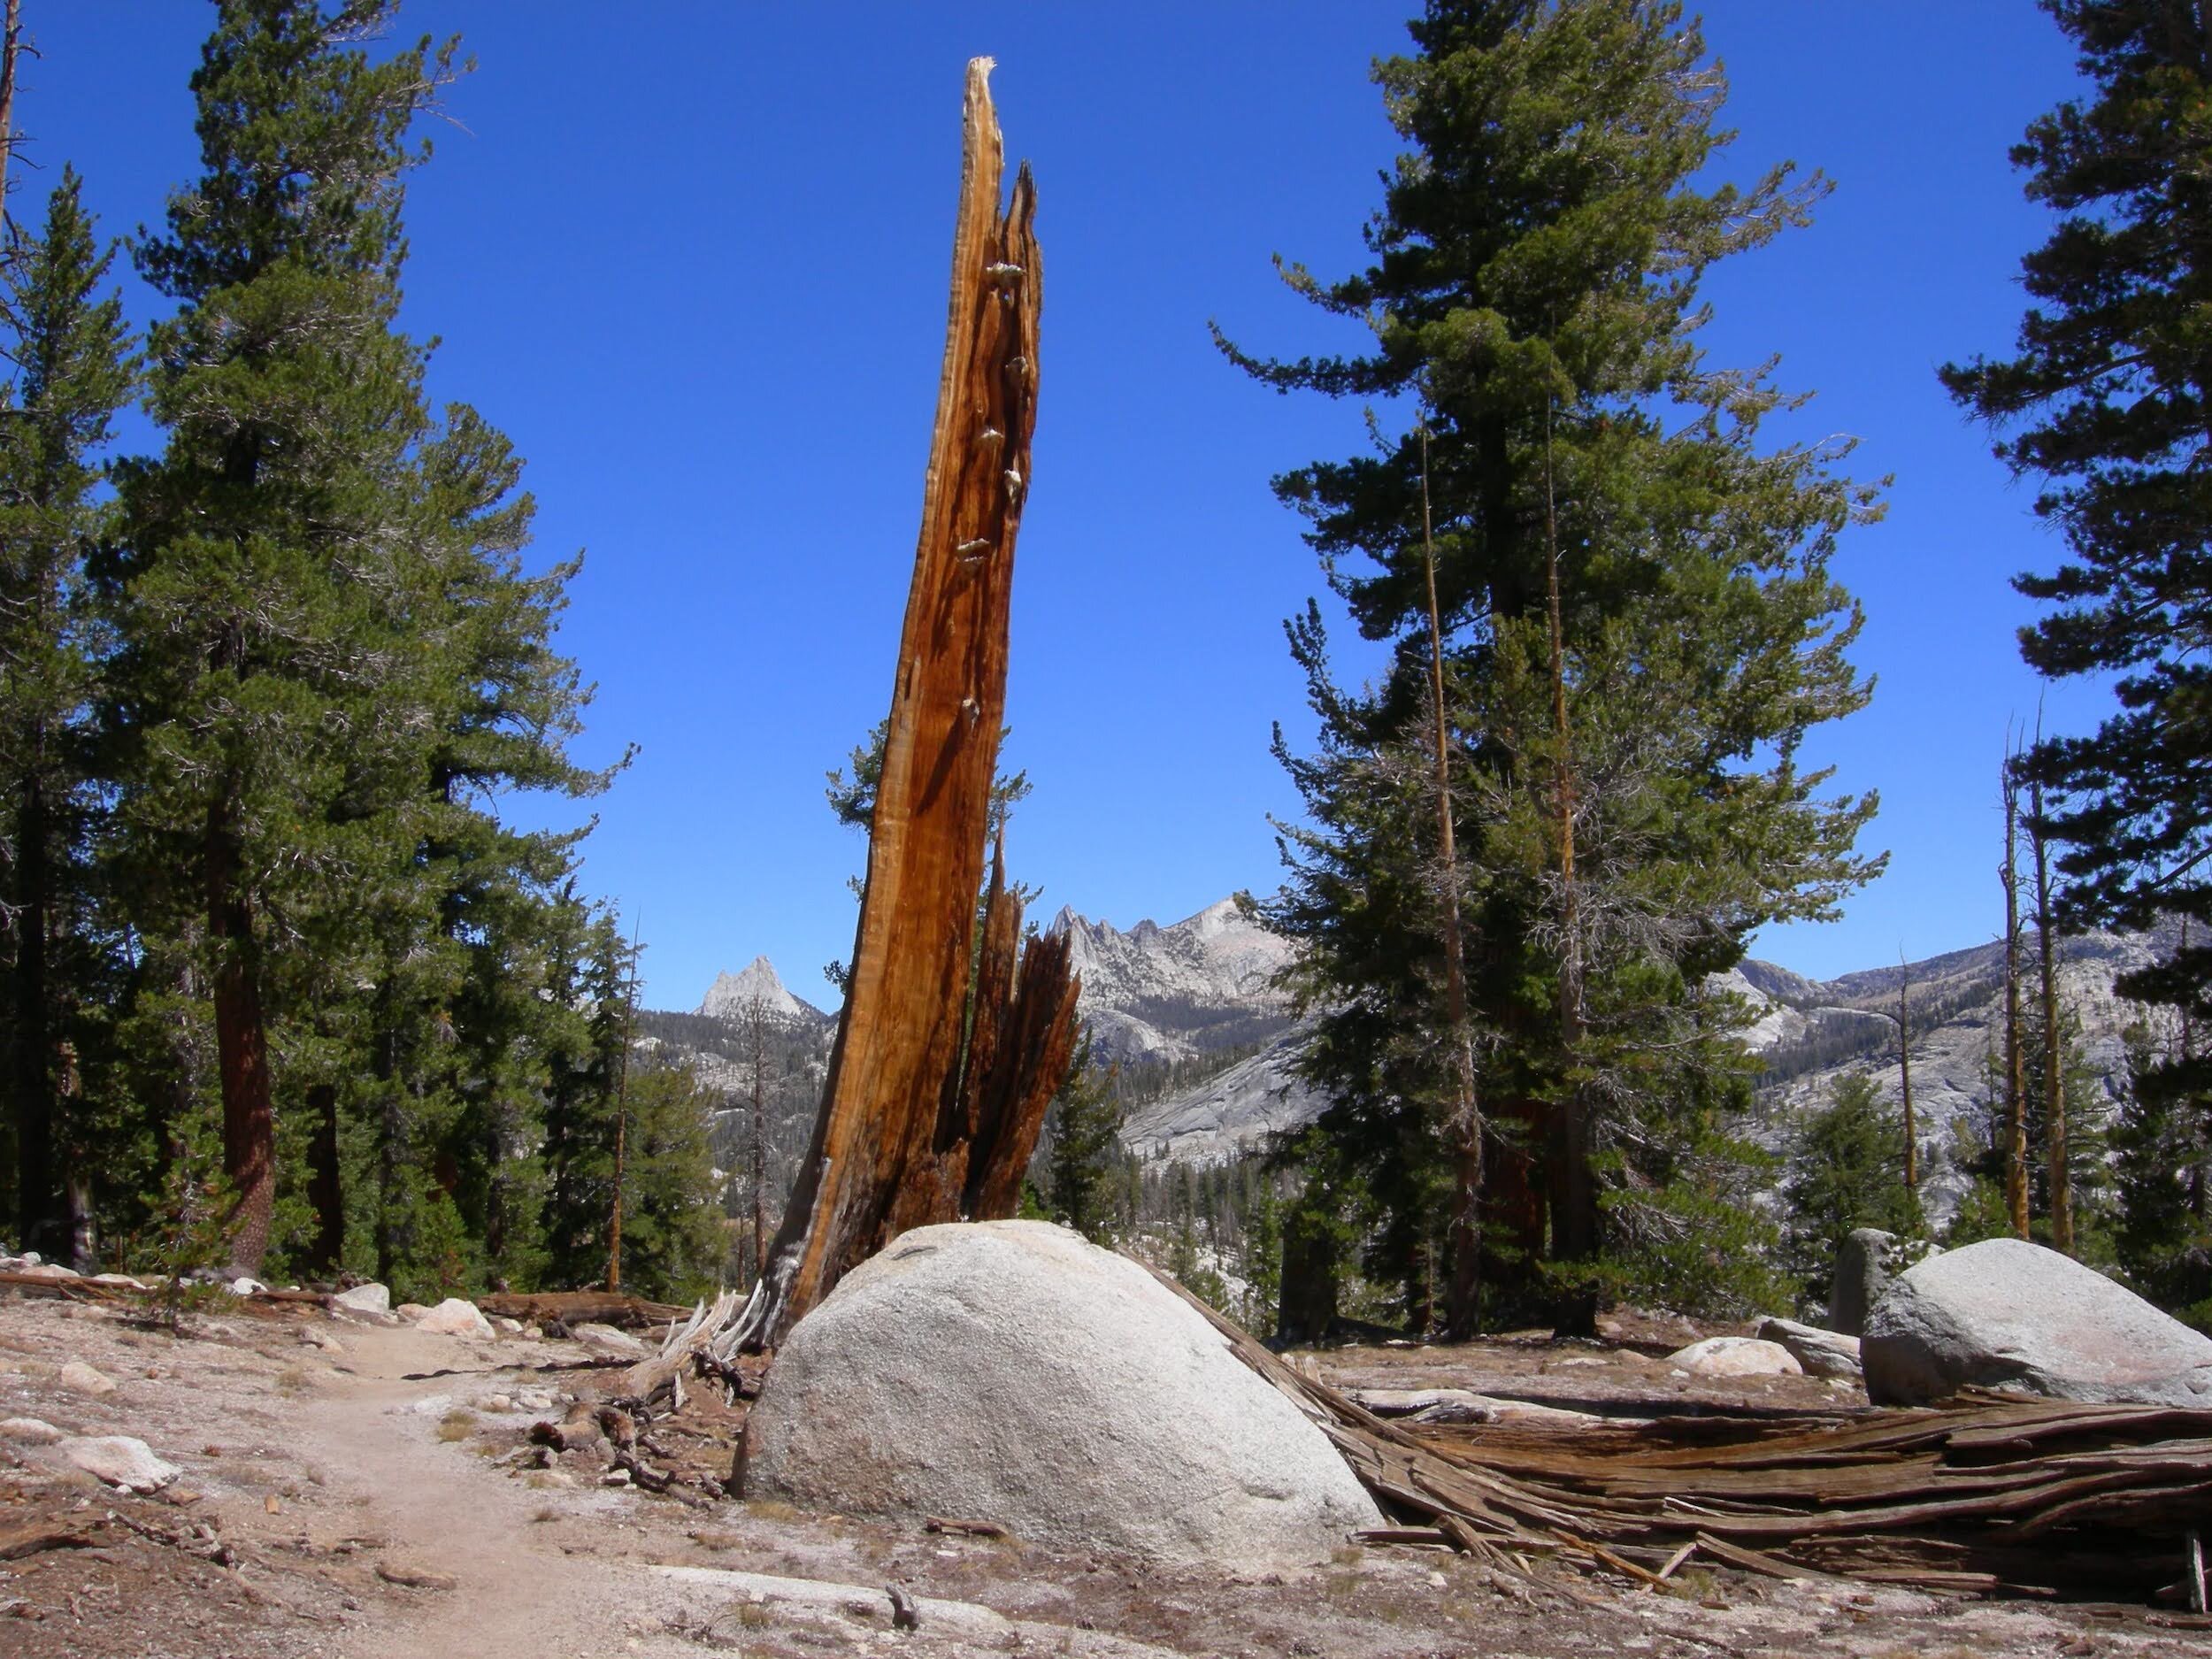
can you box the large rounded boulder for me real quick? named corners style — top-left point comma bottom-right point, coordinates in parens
top-left (1863, 1237), bottom-right (2212, 1407)
top-left (742, 1220), bottom-right (1382, 1564)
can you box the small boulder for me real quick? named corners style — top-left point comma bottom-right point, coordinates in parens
top-left (58, 1361), bottom-right (118, 1397)
top-left (333, 1282), bottom-right (391, 1315)
top-left (0, 1417), bottom-right (64, 1444)
top-left (227, 1276), bottom-right (267, 1296)
top-left (60, 1435), bottom-right (180, 1494)
top-left (1828, 1228), bottom-right (1895, 1337)
top-left (1864, 1237), bottom-right (2212, 1407)
top-left (1755, 1316), bottom-right (1863, 1382)
top-left (414, 1297), bottom-right (493, 1339)
top-left (746, 1220), bottom-right (1382, 1565)
top-left (568, 1322), bottom-right (651, 1360)
top-left (1664, 1336), bottom-right (1803, 1379)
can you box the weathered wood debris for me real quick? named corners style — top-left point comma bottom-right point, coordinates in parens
top-left (730, 57), bottom-right (1077, 1352)
top-left (1156, 1268), bottom-right (2212, 1611)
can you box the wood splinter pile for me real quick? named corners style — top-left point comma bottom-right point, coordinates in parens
top-left (1156, 1272), bottom-right (2212, 1615)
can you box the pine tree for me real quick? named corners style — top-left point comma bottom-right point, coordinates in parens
top-left (2112, 1021), bottom-right (2209, 1324)
top-left (1942, 4), bottom-right (2212, 1170)
top-left (0, 171), bottom-right (132, 1260)
top-left (1045, 1036), bottom-right (1125, 1243)
top-left (101, 4), bottom-right (625, 1287)
top-left (1226, 0), bottom-right (1881, 1333)
top-left (1781, 1071), bottom-right (1919, 1309)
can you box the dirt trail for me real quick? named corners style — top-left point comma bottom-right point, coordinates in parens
top-left (297, 1367), bottom-right (671, 1659)
top-left (6, 1293), bottom-right (2210, 1659)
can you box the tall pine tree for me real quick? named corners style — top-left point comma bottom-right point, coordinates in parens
top-left (1943, 3), bottom-right (2212, 1196)
top-left (1225, 0), bottom-right (1881, 1333)
top-left (0, 171), bottom-right (132, 1259)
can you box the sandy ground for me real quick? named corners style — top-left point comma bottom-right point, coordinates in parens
top-left (0, 1289), bottom-right (2205, 1659)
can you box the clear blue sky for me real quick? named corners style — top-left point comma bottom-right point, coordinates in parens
top-left (25, 3), bottom-right (2091, 1005)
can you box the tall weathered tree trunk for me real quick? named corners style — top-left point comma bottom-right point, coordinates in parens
top-left (2029, 778), bottom-right (2071, 1253)
top-left (11, 764), bottom-right (57, 1255)
top-left (1540, 402), bottom-right (1595, 1338)
top-left (0, 0), bottom-right (20, 220)
top-left (739, 61), bottom-right (1076, 1351)
top-left (305, 1082), bottom-right (342, 1276)
top-left (743, 998), bottom-right (770, 1281)
top-left (1897, 951), bottom-right (1916, 1201)
top-left (1417, 417), bottom-right (1484, 1340)
top-left (207, 799), bottom-right (275, 1278)
top-left (2001, 762), bottom-right (2030, 1240)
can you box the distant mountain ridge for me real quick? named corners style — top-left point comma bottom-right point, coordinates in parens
top-left (1045, 896), bottom-right (1297, 1071)
top-left (673, 901), bottom-right (2170, 1226)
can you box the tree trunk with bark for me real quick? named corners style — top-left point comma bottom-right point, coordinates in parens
top-left (2001, 763), bottom-right (2030, 1240)
top-left (738, 61), bottom-right (1076, 1351)
top-left (1417, 417), bottom-right (1484, 1340)
top-left (1897, 951), bottom-right (1916, 1200)
top-left (207, 799), bottom-right (275, 1279)
top-left (2029, 779), bottom-right (2070, 1253)
top-left (1540, 402), bottom-right (1594, 1338)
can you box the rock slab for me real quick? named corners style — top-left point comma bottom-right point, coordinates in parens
top-left (1863, 1237), bottom-right (2212, 1407)
top-left (1665, 1336), bottom-right (1802, 1378)
top-left (60, 1436), bottom-right (180, 1494)
top-left (1755, 1316), bottom-right (1863, 1382)
top-left (58, 1361), bottom-right (117, 1397)
top-left (333, 1282), bottom-right (390, 1314)
top-left (744, 1220), bottom-right (1382, 1564)
top-left (414, 1297), bottom-right (492, 1338)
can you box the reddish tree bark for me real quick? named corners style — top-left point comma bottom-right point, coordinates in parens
top-left (740, 61), bottom-right (1076, 1350)
top-left (208, 802), bottom-right (274, 1278)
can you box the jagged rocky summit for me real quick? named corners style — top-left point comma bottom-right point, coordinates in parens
top-left (697, 956), bottom-right (826, 1025)
top-left (1045, 896), bottom-right (1296, 1070)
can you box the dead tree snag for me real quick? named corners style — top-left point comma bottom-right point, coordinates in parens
top-left (735, 59), bottom-right (1075, 1351)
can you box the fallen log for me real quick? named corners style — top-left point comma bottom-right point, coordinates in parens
top-left (733, 58), bottom-right (1074, 1353)
top-left (1143, 1258), bottom-right (2212, 1604)
top-left (478, 1290), bottom-right (689, 1330)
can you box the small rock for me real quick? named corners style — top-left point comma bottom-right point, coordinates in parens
top-left (88, 1272), bottom-right (146, 1289)
top-left (534, 1469), bottom-right (576, 1489)
top-left (58, 1361), bottom-right (118, 1397)
top-left (414, 1298), bottom-right (493, 1338)
top-left (520, 1324), bottom-right (543, 1341)
top-left (59, 1435), bottom-right (181, 1494)
top-left (395, 1302), bottom-right (430, 1321)
top-left (0, 1417), bottom-right (64, 1445)
top-left (478, 1393), bottom-right (514, 1413)
top-left (1829, 1228), bottom-right (1899, 1337)
top-left (1664, 1336), bottom-right (1802, 1378)
top-left (516, 1390), bottom-right (554, 1412)
top-left (376, 1561), bottom-right (458, 1592)
top-left (1755, 1316), bottom-right (1863, 1381)
top-left (227, 1277), bottom-right (267, 1296)
top-left (297, 1327), bottom-right (344, 1353)
top-left (492, 1316), bottom-right (524, 1335)
top-left (333, 1282), bottom-right (391, 1315)
top-left (14, 1263), bottom-right (79, 1280)
top-left (601, 1467), bottom-right (632, 1487)
top-left (568, 1323), bottom-right (651, 1360)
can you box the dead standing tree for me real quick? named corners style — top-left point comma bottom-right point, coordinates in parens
top-left (733, 60), bottom-right (1078, 1352)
